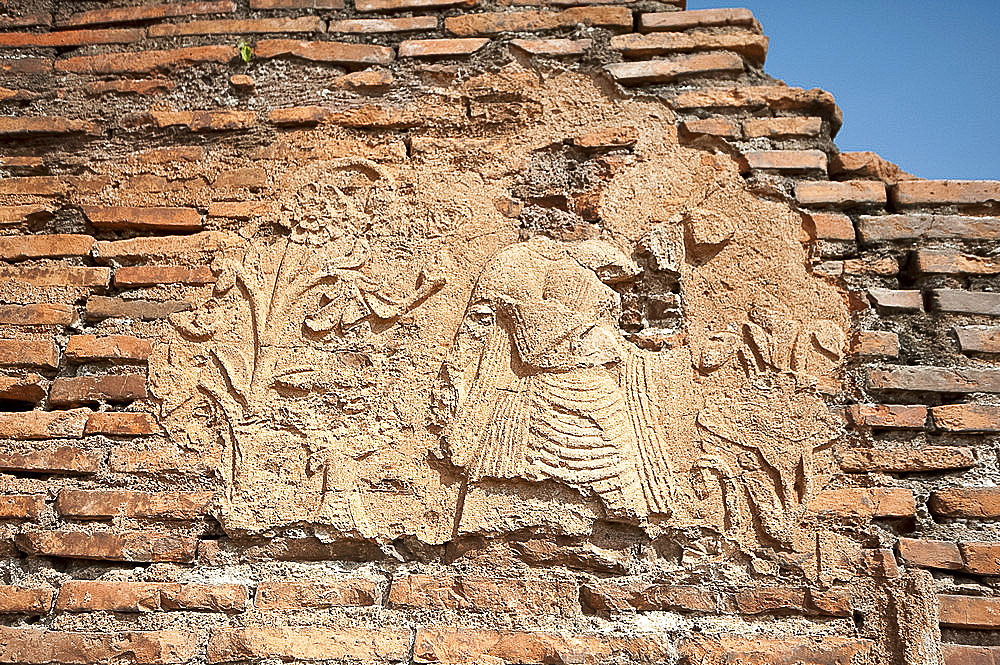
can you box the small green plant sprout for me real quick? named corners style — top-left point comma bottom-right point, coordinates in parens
top-left (237, 40), bottom-right (252, 65)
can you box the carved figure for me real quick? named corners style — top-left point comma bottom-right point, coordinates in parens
top-left (439, 236), bottom-right (676, 518)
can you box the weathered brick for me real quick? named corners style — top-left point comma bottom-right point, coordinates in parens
top-left (328, 15), bottom-right (436, 32)
top-left (49, 375), bottom-right (148, 406)
top-left (0, 265), bottom-right (109, 288)
top-left (389, 574), bottom-right (577, 614)
top-left (853, 330), bottom-right (899, 357)
top-left (892, 180), bottom-right (1000, 207)
top-left (0, 586), bottom-right (52, 613)
top-left (678, 636), bottom-right (871, 665)
top-left (0, 176), bottom-right (64, 197)
top-left (56, 490), bottom-right (211, 519)
top-left (208, 627), bottom-right (411, 663)
top-left (138, 146), bottom-right (207, 164)
top-left (831, 151), bottom-right (915, 184)
top-left (730, 586), bottom-right (807, 615)
top-left (897, 537), bottom-right (963, 570)
top-left (357, 0), bottom-right (475, 11)
top-left (808, 212), bottom-right (855, 241)
top-left (861, 548), bottom-right (899, 578)
top-left (867, 288), bottom-right (923, 313)
top-left (0, 58), bottom-right (52, 75)
top-left (573, 126), bottom-right (638, 150)
top-left (858, 213), bottom-right (1000, 242)
top-left (916, 249), bottom-right (1000, 275)
top-left (796, 180), bottom-right (886, 207)
top-left (56, 46), bottom-right (235, 75)
top-left (867, 366), bottom-right (1000, 393)
top-left (744, 150), bottom-right (827, 172)
top-left (144, 109), bottom-right (256, 131)
top-left (581, 582), bottom-right (716, 612)
top-left (938, 594), bottom-right (1000, 629)
top-left (838, 446), bottom-right (974, 473)
top-left (94, 232), bottom-right (238, 262)
top-left (85, 412), bottom-right (160, 436)
top-left (743, 116), bottom-right (823, 138)
top-left (0, 496), bottom-right (46, 520)
top-left (211, 167), bottom-right (267, 189)
top-left (61, 1), bottom-right (235, 27)
top-left (606, 52), bottom-right (744, 85)
top-left (207, 202), bottom-right (273, 219)
top-left (808, 487), bottom-right (915, 520)
top-left (956, 326), bottom-right (1000, 354)
top-left (66, 335), bottom-right (152, 362)
top-left (83, 206), bottom-right (203, 232)
top-left (680, 117), bottom-right (739, 139)
top-left (0, 340), bottom-right (58, 369)
top-left (114, 266), bottom-right (215, 287)
top-left (673, 86), bottom-right (842, 132)
top-left (398, 37), bottom-right (489, 58)
top-left (0, 411), bottom-right (92, 441)
top-left (57, 581), bottom-right (246, 612)
top-left (255, 578), bottom-right (380, 609)
top-left (611, 31), bottom-right (768, 63)
top-left (510, 38), bottom-right (592, 56)
top-left (15, 530), bottom-right (197, 562)
top-left (412, 627), bottom-right (669, 665)
top-left (0, 28), bottom-right (144, 48)
top-left (639, 8), bottom-right (756, 32)
top-left (0, 117), bottom-right (98, 137)
top-left (846, 404), bottom-right (926, 429)
top-left (255, 39), bottom-right (393, 65)
top-left (110, 444), bottom-right (216, 476)
top-left (932, 403), bottom-right (1000, 432)
top-left (0, 234), bottom-right (93, 261)
top-left (961, 542), bottom-right (1000, 576)
top-left (930, 488), bottom-right (1000, 518)
top-left (0, 205), bottom-right (54, 225)
top-left (0, 374), bottom-right (46, 404)
top-left (87, 79), bottom-right (176, 96)
top-left (149, 16), bottom-right (323, 37)
top-left (844, 256), bottom-right (899, 276)
top-left (0, 628), bottom-right (197, 664)
top-left (0, 13), bottom-right (52, 29)
top-left (446, 6), bottom-right (630, 36)
top-left (943, 645), bottom-right (1000, 665)
top-left (931, 288), bottom-right (1000, 316)
top-left (251, 0), bottom-right (344, 7)
top-left (806, 588), bottom-right (852, 617)
top-left (85, 296), bottom-right (193, 321)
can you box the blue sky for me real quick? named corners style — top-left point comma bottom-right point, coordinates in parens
top-left (690, 0), bottom-right (1000, 180)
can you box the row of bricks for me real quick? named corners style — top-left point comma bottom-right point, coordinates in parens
top-left (899, 537), bottom-right (1000, 576)
top-left (813, 212), bottom-right (1000, 243)
top-left (0, 335), bottom-right (152, 369)
top-left (0, 489), bottom-right (210, 520)
top-left (868, 288), bottom-right (1000, 317)
top-left (0, 410), bottom-right (156, 438)
top-left (0, 374), bottom-right (148, 406)
top-left (0, 298), bottom-right (195, 326)
top-left (848, 402), bottom-right (1000, 435)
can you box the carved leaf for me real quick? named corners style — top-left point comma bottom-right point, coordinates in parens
top-left (211, 344), bottom-right (251, 404)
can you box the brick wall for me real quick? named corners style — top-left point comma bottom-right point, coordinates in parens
top-left (0, 0), bottom-right (997, 663)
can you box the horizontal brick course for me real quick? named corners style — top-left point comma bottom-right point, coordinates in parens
top-left (938, 594), bottom-right (1000, 629)
top-left (57, 581), bottom-right (246, 612)
top-left (744, 150), bottom-right (827, 172)
top-left (388, 574), bottom-right (578, 614)
top-left (795, 180), bottom-right (886, 207)
top-left (680, 117), bottom-right (739, 139)
top-left (85, 412), bottom-right (160, 436)
top-left (85, 296), bottom-right (193, 321)
top-left (0, 374), bottom-right (46, 404)
top-left (639, 8), bottom-right (757, 32)
top-left (251, 0), bottom-right (344, 7)
top-left (743, 116), bottom-right (823, 138)
top-left (866, 365), bottom-right (1000, 393)
top-left (915, 249), bottom-right (1000, 275)
top-left (943, 645), bottom-right (1000, 665)
top-left (961, 542), bottom-right (1000, 575)
top-left (0, 234), bottom-right (93, 261)
top-left (0, 118), bottom-right (98, 137)
top-left (932, 403), bottom-right (1000, 432)
top-left (867, 288), bottom-right (923, 313)
top-left (61, 1), bottom-right (235, 27)
top-left (0, 496), bottom-right (46, 520)
top-left (0, 586), bottom-right (52, 614)
top-left (148, 16), bottom-right (323, 37)
top-left (94, 232), bottom-right (239, 262)
top-left (255, 578), bottom-right (380, 609)
top-left (15, 530), bottom-right (197, 562)
top-left (930, 289), bottom-right (1000, 316)
top-left (56, 46), bottom-right (235, 74)
top-left (56, 489), bottom-right (211, 519)
top-left (838, 446), bottom-right (974, 473)
top-left (605, 53), bottom-right (745, 85)
top-left (0, 265), bottom-right (109, 288)
top-left (328, 16), bottom-right (437, 32)
top-left (255, 39), bottom-right (394, 65)
top-left (0, 411), bottom-right (93, 441)
top-left (0, 28), bottom-right (144, 49)
top-left (846, 404), bottom-right (926, 429)
top-left (511, 38), bottom-right (592, 56)
top-left (66, 335), bottom-right (152, 362)
top-left (114, 266), bottom-right (215, 287)
top-left (446, 6), bottom-right (630, 35)
top-left (398, 37), bottom-right (489, 57)
top-left (611, 31), bottom-right (768, 63)
top-left (357, 0), bottom-right (475, 11)
top-left (858, 213), bottom-right (1000, 241)
top-left (0, 628), bottom-right (197, 665)
top-left (83, 206), bottom-right (202, 231)
top-left (956, 326), bottom-right (1000, 353)
top-left (672, 86), bottom-right (842, 131)
top-left (208, 627), bottom-right (411, 663)
top-left (49, 375), bottom-right (148, 406)
top-left (808, 487), bottom-right (915, 520)
top-left (897, 537), bottom-right (963, 570)
top-left (930, 488), bottom-right (1000, 518)
top-left (892, 180), bottom-right (1000, 207)
top-left (0, 340), bottom-right (58, 369)
top-left (581, 582), bottom-right (716, 612)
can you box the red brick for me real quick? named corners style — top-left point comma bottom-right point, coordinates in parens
top-left (357, 0), bottom-right (475, 11)
top-left (212, 168), bottom-right (267, 188)
top-left (808, 212), bottom-right (855, 241)
top-left (114, 266), bottom-right (215, 287)
top-left (94, 233), bottom-right (238, 262)
top-left (0, 57), bottom-right (51, 74)
top-left (930, 488), bottom-right (1000, 518)
top-left (673, 86), bottom-right (842, 133)
top-left (86, 78), bottom-right (175, 96)
top-left (57, 581), bottom-right (246, 612)
top-left (838, 446), bottom-right (974, 473)
top-left (0, 28), bottom-right (144, 48)
top-left (896, 537), bottom-right (964, 570)
top-left (0, 234), bottom-right (93, 261)
top-left (0, 586), bottom-right (52, 613)
top-left (412, 627), bottom-right (669, 665)
top-left (743, 116), bottom-right (823, 138)
top-left (255, 39), bottom-right (394, 65)
top-left (611, 31), bottom-right (768, 63)
top-left (0, 13), bottom-right (52, 29)
top-left (0, 496), bottom-right (46, 520)
top-left (207, 202), bottom-right (273, 219)
top-left (61, 1), bottom-right (235, 27)
top-left (510, 38), bottom-right (592, 56)
top-left (328, 15), bottom-right (437, 32)
top-left (858, 213), bottom-right (1000, 242)
top-left (144, 110), bottom-right (256, 131)
top-left (389, 574), bottom-right (577, 614)
top-left (0, 411), bottom-right (92, 441)
top-left (0, 117), bottom-right (98, 137)
top-left (730, 587), bottom-right (807, 615)
top-left (267, 106), bottom-right (329, 126)
top-left (679, 636), bottom-right (871, 665)
top-left (867, 365), bottom-right (1000, 393)
top-left (110, 444), bottom-right (216, 476)
top-left (84, 206), bottom-right (203, 232)
top-left (580, 582), bottom-right (716, 612)
top-left (961, 542), bottom-right (1000, 576)
top-left (255, 578), bottom-right (380, 609)
top-left (149, 16), bottom-right (322, 37)
top-left (639, 8), bottom-right (756, 32)
top-left (892, 180), bottom-right (1000, 207)
top-left (0, 374), bottom-right (46, 404)
top-left (56, 46), bottom-right (235, 75)
top-left (49, 375), bottom-right (148, 406)
top-left (853, 330), bottom-right (898, 356)
top-left (85, 412), bottom-right (160, 436)
top-left (606, 52), bottom-right (744, 85)
top-left (680, 117), bottom-right (739, 139)
top-left (56, 490), bottom-right (211, 519)
top-left (0, 265), bottom-right (109, 288)
top-left (0, 340), bottom-right (58, 369)
top-left (15, 530), bottom-right (197, 563)
top-left (932, 403), bottom-right (1000, 432)
top-left (931, 288), bottom-right (1000, 316)
top-left (85, 297), bottom-right (193, 321)
top-left (573, 126), bottom-right (638, 150)
top-left (806, 588), bottom-right (852, 617)
top-left (208, 627), bottom-right (411, 663)
top-left (251, 0), bottom-right (344, 7)
top-left (0, 205), bottom-right (54, 224)
top-left (956, 326), bottom-right (1000, 354)
top-left (846, 404), bottom-right (926, 429)
top-left (831, 151), bottom-right (915, 184)
top-left (844, 256), bottom-right (899, 276)
top-left (0, 176), bottom-right (64, 196)
top-left (916, 249), bottom-right (1000, 275)
top-left (808, 487), bottom-right (914, 520)
top-left (138, 146), bottom-right (207, 164)
top-left (867, 288), bottom-right (923, 313)
top-left (943, 645), bottom-right (1000, 665)
top-left (0, 628), bottom-right (197, 665)
top-left (862, 548), bottom-right (899, 578)
top-left (398, 37), bottom-right (489, 58)
top-left (446, 6), bottom-right (630, 36)
top-left (744, 150), bottom-right (827, 172)
top-left (795, 180), bottom-right (886, 207)
top-left (938, 594), bottom-right (1000, 629)
top-left (66, 335), bottom-right (152, 362)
